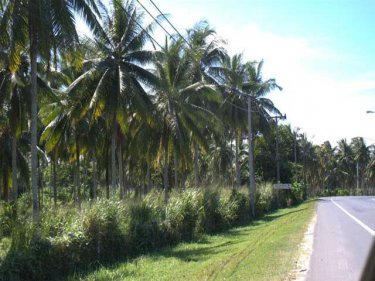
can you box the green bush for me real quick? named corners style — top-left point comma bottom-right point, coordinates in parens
top-left (83, 199), bottom-right (125, 261)
top-left (127, 201), bottom-right (162, 253)
top-left (255, 182), bottom-right (277, 215)
top-left (164, 189), bottom-right (200, 241)
top-left (195, 189), bottom-right (224, 234)
top-left (0, 202), bottom-right (15, 237)
top-left (0, 185), bottom-right (305, 280)
top-left (220, 188), bottom-right (250, 226)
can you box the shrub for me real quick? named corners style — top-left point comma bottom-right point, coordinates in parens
top-left (164, 189), bottom-right (200, 242)
top-left (0, 185), bottom-right (304, 280)
top-left (127, 201), bottom-right (162, 253)
top-left (255, 182), bottom-right (277, 215)
top-left (0, 202), bottom-right (15, 237)
top-left (195, 189), bottom-right (224, 234)
top-left (83, 199), bottom-right (125, 261)
top-left (220, 188), bottom-right (250, 226)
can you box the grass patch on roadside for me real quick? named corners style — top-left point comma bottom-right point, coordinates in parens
top-left (72, 200), bottom-right (316, 281)
top-left (0, 237), bottom-right (11, 264)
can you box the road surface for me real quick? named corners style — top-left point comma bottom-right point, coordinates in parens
top-left (307, 196), bottom-right (375, 281)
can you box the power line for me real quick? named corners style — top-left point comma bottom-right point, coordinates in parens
top-left (135, 0), bottom-right (176, 43)
top-left (147, 0), bottom-right (192, 47)
top-left (120, 4), bottom-right (163, 50)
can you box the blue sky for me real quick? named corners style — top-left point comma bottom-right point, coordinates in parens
top-left (78, 0), bottom-right (375, 145)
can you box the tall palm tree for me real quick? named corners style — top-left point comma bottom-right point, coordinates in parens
top-left (337, 139), bottom-right (355, 192)
top-left (243, 60), bottom-right (281, 216)
top-left (153, 38), bottom-right (220, 201)
top-left (351, 137), bottom-right (370, 193)
top-left (316, 141), bottom-right (336, 191)
top-left (185, 21), bottom-right (226, 187)
top-left (210, 53), bottom-right (248, 189)
top-left (0, 48), bottom-right (30, 201)
top-left (67, 0), bottom-right (158, 197)
top-left (1, 0), bottom-right (104, 221)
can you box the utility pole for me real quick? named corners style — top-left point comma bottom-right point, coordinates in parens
top-left (356, 161), bottom-right (359, 195)
top-left (293, 127), bottom-right (300, 163)
top-left (271, 114), bottom-right (286, 183)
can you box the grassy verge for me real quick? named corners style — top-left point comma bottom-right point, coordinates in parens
top-left (0, 238), bottom-right (11, 264)
top-left (72, 200), bottom-right (316, 281)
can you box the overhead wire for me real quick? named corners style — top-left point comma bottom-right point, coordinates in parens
top-left (146, 0), bottom-right (192, 48)
top-left (134, 0), bottom-right (177, 43)
top-left (119, 4), bottom-right (164, 49)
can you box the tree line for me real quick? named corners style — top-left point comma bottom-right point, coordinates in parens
top-left (0, 0), bottom-right (374, 221)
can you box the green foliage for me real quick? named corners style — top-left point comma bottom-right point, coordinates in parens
top-left (127, 201), bottom-right (162, 253)
top-left (0, 185), bottom-right (306, 280)
top-left (219, 188), bottom-right (250, 226)
top-left (195, 189), bottom-right (225, 234)
top-left (318, 188), bottom-right (350, 197)
top-left (164, 189), bottom-right (200, 241)
top-left (255, 182), bottom-right (277, 215)
top-left (291, 182), bottom-right (305, 203)
top-left (0, 203), bottom-right (15, 237)
top-left (83, 199), bottom-right (125, 261)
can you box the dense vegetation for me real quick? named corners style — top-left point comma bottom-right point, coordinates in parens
top-left (0, 0), bottom-right (374, 279)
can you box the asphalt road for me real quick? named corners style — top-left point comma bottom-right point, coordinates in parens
top-left (307, 196), bottom-right (375, 281)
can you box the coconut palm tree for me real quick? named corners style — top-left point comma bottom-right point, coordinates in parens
top-left (210, 53), bottom-right (248, 189)
top-left (351, 137), bottom-right (370, 193)
top-left (185, 21), bottom-right (226, 187)
top-left (243, 60), bottom-right (281, 215)
top-left (337, 139), bottom-right (356, 192)
top-left (0, 0), bottom-right (104, 221)
top-left (67, 0), bottom-right (159, 197)
top-left (153, 38), bottom-right (220, 201)
top-left (0, 48), bottom-right (31, 201)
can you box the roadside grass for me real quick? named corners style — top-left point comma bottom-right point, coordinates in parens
top-left (72, 200), bottom-right (316, 281)
top-left (0, 237), bottom-right (11, 264)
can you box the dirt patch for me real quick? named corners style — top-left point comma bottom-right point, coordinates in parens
top-left (286, 212), bottom-right (317, 281)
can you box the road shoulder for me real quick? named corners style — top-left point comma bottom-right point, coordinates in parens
top-left (287, 211), bottom-right (317, 281)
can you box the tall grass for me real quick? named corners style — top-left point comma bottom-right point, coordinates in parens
top-left (0, 184), bottom-right (298, 280)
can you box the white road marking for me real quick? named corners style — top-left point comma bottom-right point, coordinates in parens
top-left (331, 198), bottom-right (375, 236)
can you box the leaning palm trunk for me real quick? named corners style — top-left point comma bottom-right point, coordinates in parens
top-left (118, 140), bottom-right (124, 199)
top-left (146, 162), bottom-right (151, 194)
top-left (247, 96), bottom-right (255, 217)
top-left (174, 151), bottom-right (178, 188)
top-left (29, 7), bottom-right (39, 222)
top-left (92, 155), bottom-right (98, 200)
top-left (194, 143), bottom-right (199, 187)
top-left (235, 130), bottom-right (241, 188)
top-left (11, 133), bottom-right (17, 201)
top-left (75, 135), bottom-right (81, 209)
top-left (53, 158), bottom-right (57, 207)
top-left (163, 144), bottom-right (169, 203)
top-left (111, 118), bottom-right (117, 196)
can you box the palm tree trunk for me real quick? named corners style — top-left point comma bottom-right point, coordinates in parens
top-left (29, 5), bottom-right (39, 223)
top-left (118, 139), bottom-right (124, 199)
top-left (105, 158), bottom-right (110, 199)
top-left (163, 144), bottom-right (169, 203)
top-left (146, 162), bottom-right (151, 194)
top-left (93, 155), bottom-right (98, 200)
top-left (174, 151), bottom-right (178, 189)
top-left (3, 170), bottom-right (9, 201)
top-left (53, 158), bottom-right (57, 207)
top-left (75, 134), bottom-right (81, 209)
top-left (235, 130), bottom-right (241, 188)
top-left (11, 133), bottom-right (17, 201)
top-left (111, 118), bottom-right (117, 196)
top-left (194, 143), bottom-right (200, 187)
top-left (247, 96), bottom-right (255, 217)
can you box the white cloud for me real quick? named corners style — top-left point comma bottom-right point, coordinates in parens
top-left (214, 23), bottom-right (375, 145)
